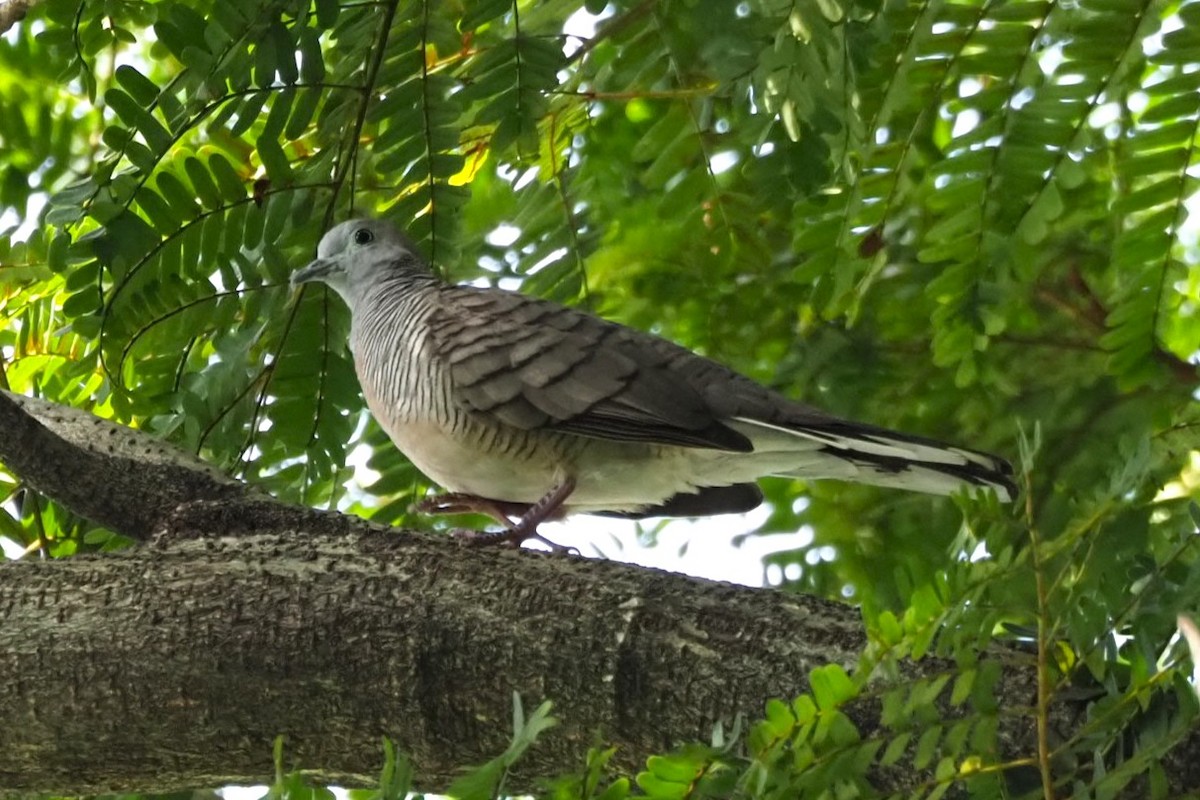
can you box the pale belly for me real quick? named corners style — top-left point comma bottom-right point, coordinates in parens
top-left (366, 399), bottom-right (726, 513)
top-left (374, 415), bottom-right (562, 503)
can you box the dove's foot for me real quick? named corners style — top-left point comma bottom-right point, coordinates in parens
top-left (415, 493), bottom-right (526, 528)
top-left (445, 478), bottom-right (578, 553)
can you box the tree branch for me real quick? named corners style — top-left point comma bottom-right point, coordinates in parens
top-left (0, 520), bottom-right (872, 795)
top-left (0, 0), bottom-right (34, 35)
top-left (0, 390), bottom-right (252, 539)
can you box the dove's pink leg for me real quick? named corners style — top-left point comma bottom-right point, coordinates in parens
top-left (416, 479), bottom-right (578, 552)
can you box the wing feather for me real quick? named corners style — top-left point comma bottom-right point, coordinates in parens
top-left (431, 286), bottom-right (752, 452)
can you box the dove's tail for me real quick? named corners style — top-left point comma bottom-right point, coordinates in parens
top-left (728, 418), bottom-right (1017, 502)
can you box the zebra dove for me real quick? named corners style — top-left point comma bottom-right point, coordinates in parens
top-left (292, 219), bottom-right (1015, 546)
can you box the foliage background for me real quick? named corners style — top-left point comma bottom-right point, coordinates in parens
top-left (1, 0), bottom-right (1199, 796)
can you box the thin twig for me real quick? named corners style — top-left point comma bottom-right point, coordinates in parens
top-left (1025, 470), bottom-right (1057, 800)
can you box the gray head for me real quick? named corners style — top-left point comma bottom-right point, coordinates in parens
top-left (291, 218), bottom-right (435, 307)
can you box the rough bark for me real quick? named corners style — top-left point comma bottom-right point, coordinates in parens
top-left (0, 391), bottom-right (1196, 796)
top-left (0, 516), bottom-right (872, 794)
top-left (0, 390), bottom-right (249, 540)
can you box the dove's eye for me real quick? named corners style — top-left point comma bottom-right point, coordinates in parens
top-left (353, 228), bottom-right (374, 245)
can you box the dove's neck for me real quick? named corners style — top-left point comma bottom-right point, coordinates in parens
top-left (341, 269), bottom-right (438, 311)
top-left (350, 277), bottom-right (452, 428)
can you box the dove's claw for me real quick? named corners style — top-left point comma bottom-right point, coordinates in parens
top-left (444, 478), bottom-right (577, 552)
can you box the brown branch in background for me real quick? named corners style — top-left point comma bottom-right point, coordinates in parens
top-left (0, 0), bottom-right (34, 34)
top-left (1035, 266), bottom-right (1198, 388)
top-left (1033, 282), bottom-right (1105, 333)
top-left (549, 86), bottom-right (717, 101)
top-left (1064, 265), bottom-right (1110, 329)
top-left (993, 334), bottom-right (1104, 352)
top-left (1156, 349), bottom-right (1200, 386)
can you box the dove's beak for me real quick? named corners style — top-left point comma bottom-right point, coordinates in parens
top-left (291, 257), bottom-right (339, 286)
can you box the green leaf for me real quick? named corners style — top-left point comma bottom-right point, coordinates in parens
top-left (156, 171), bottom-right (201, 220)
top-left (47, 231), bottom-right (71, 272)
top-left (135, 188), bottom-right (180, 234)
top-left (810, 664), bottom-right (857, 710)
top-left (184, 156), bottom-right (224, 209)
top-left (645, 754), bottom-right (701, 783)
top-left (284, 87), bottom-right (321, 140)
top-left (461, 0), bottom-right (509, 30)
top-left (315, 0), bottom-right (339, 27)
top-left (256, 135), bottom-right (294, 184)
top-left (881, 732), bottom-right (911, 766)
top-left (596, 778), bottom-right (631, 800)
top-left (62, 285), bottom-right (101, 318)
top-left (375, 738), bottom-right (411, 800)
top-left (114, 64), bottom-right (159, 106)
top-left (104, 87), bottom-right (173, 154)
top-left (913, 725), bottom-right (942, 769)
top-left (208, 153), bottom-right (247, 200)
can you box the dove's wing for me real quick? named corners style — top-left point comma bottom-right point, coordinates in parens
top-left (428, 286), bottom-right (754, 452)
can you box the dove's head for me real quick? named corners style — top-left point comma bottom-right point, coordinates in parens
top-left (291, 218), bottom-right (435, 306)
